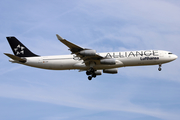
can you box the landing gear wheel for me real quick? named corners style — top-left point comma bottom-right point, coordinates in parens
top-left (90, 67), bottom-right (95, 73)
top-left (87, 67), bottom-right (96, 80)
top-left (88, 76), bottom-right (92, 80)
top-left (158, 67), bottom-right (162, 71)
top-left (86, 71), bottom-right (91, 75)
top-left (86, 67), bottom-right (95, 75)
top-left (92, 73), bottom-right (96, 78)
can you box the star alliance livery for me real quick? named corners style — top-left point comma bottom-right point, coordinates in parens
top-left (4, 34), bottom-right (178, 80)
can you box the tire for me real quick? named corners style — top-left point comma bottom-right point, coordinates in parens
top-left (158, 68), bottom-right (162, 71)
top-left (88, 76), bottom-right (92, 80)
top-left (92, 73), bottom-right (96, 78)
top-left (86, 71), bottom-right (91, 75)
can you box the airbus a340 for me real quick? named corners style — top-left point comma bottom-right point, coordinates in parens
top-left (4, 34), bottom-right (178, 80)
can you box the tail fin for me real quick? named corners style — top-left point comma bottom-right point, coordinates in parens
top-left (6, 37), bottom-right (39, 57)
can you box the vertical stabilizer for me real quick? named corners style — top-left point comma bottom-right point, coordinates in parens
top-left (6, 37), bottom-right (38, 57)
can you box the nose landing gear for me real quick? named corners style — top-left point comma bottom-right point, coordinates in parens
top-left (158, 64), bottom-right (162, 71)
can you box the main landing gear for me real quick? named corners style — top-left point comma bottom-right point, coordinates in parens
top-left (86, 67), bottom-right (97, 80)
top-left (158, 64), bottom-right (162, 71)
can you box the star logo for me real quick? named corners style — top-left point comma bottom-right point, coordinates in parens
top-left (14, 44), bottom-right (25, 55)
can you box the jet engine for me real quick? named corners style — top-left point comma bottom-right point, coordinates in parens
top-left (79, 49), bottom-right (96, 56)
top-left (95, 70), bottom-right (102, 75)
top-left (100, 58), bottom-right (116, 65)
top-left (103, 68), bottom-right (118, 74)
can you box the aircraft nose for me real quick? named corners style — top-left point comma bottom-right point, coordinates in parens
top-left (173, 54), bottom-right (178, 60)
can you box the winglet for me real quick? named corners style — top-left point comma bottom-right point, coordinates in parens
top-left (56, 34), bottom-right (64, 41)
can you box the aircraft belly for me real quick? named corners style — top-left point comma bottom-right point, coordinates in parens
top-left (73, 62), bottom-right (88, 69)
top-left (43, 60), bottom-right (76, 70)
top-left (24, 57), bottom-right (76, 70)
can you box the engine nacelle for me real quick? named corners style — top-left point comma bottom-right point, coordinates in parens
top-left (100, 58), bottom-right (116, 65)
top-left (103, 68), bottom-right (118, 74)
top-left (79, 49), bottom-right (96, 56)
top-left (95, 70), bottom-right (102, 75)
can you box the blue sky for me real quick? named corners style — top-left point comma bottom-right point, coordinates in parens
top-left (0, 0), bottom-right (180, 120)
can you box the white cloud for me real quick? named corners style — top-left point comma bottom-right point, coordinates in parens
top-left (81, 0), bottom-right (180, 24)
top-left (0, 83), bottom-right (179, 120)
top-left (0, 66), bottom-right (23, 76)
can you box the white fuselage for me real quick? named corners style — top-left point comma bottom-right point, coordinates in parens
top-left (10, 50), bottom-right (178, 70)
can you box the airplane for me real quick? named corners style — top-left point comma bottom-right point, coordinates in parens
top-left (4, 34), bottom-right (178, 80)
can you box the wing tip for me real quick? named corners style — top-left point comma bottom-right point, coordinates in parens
top-left (4, 53), bottom-right (10, 56)
top-left (56, 34), bottom-right (64, 41)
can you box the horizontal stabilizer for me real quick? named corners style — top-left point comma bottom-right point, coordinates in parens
top-left (4, 53), bottom-right (26, 63)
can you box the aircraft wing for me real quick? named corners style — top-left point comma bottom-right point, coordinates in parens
top-left (56, 34), bottom-right (103, 63)
top-left (56, 34), bottom-right (83, 53)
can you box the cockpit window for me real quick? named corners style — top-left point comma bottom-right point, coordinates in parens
top-left (168, 53), bottom-right (173, 54)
